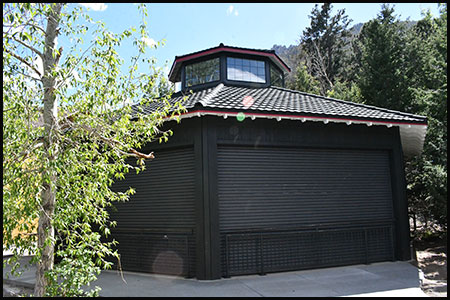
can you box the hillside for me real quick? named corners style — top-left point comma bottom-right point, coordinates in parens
top-left (271, 20), bottom-right (415, 87)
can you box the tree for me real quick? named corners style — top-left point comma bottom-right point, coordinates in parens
top-left (353, 3), bottom-right (447, 232)
top-left (354, 4), bottom-right (412, 112)
top-left (404, 4), bottom-right (447, 232)
top-left (326, 80), bottom-right (363, 103)
top-left (300, 3), bottom-right (352, 95)
top-left (3, 3), bottom-right (185, 296)
top-left (290, 61), bottom-right (321, 95)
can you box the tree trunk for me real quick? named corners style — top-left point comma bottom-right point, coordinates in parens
top-left (34, 3), bottom-right (63, 297)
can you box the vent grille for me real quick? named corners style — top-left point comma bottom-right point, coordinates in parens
top-left (221, 226), bottom-right (394, 277)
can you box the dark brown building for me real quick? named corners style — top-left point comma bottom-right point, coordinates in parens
top-left (109, 44), bottom-right (428, 280)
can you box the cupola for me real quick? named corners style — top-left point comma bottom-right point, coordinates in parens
top-left (168, 43), bottom-right (291, 91)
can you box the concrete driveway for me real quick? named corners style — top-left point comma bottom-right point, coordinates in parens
top-left (3, 256), bottom-right (427, 297)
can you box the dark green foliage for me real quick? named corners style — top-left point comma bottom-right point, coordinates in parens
top-left (405, 4), bottom-right (447, 231)
top-left (355, 4), bottom-right (447, 231)
top-left (291, 61), bottom-right (321, 94)
top-left (326, 80), bottom-right (363, 103)
top-left (300, 3), bottom-right (352, 95)
top-left (355, 4), bottom-right (413, 112)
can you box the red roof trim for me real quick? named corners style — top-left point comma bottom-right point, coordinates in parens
top-left (170, 109), bottom-right (427, 126)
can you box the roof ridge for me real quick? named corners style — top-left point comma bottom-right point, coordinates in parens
top-left (197, 83), bottom-right (224, 107)
top-left (176, 43), bottom-right (275, 60)
top-left (270, 85), bottom-right (427, 121)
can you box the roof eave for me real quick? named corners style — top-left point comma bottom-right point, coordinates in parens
top-left (162, 108), bottom-right (427, 157)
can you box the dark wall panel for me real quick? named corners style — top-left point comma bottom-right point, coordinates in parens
top-left (218, 146), bottom-right (393, 231)
top-left (109, 146), bottom-right (196, 277)
top-left (111, 147), bottom-right (196, 230)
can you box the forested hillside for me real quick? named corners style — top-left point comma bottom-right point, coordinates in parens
top-left (272, 3), bottom-right (447, 236)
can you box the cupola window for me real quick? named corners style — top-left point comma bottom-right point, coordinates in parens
top-left (270, 64), bottom-right (283, 87)
top-left (227, 57), bottom-right (265, 83)
top-left (185, 58), bottom-right (220, 87)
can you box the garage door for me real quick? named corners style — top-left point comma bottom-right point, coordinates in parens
top-left (109, 147), bottom-right (196, 277)
top-left (217, 146), bottom-right (395, 277)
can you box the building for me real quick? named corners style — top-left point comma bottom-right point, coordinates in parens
top-left (109, 44), bottom-right (428, 280)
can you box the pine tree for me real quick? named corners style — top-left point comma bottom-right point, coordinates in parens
top-left (355, 4), bottom-right (411, 112)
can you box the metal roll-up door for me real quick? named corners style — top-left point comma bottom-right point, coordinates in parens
top-left (218, 146), bottom-right (395, 277)
top-left (109, 147), bottom-right (196, 277)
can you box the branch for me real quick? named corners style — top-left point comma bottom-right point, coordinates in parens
top-left (3, 21), bottom-right (47, 36)
top-left (18, 142), bottom-right (44, 158)
top-left (3, 4), bottom-right (47, 36)
top-left (4, 139), bottom-right (44, 166)
top-left (54, 42), bottom-right (95, 90)
top-left (4, 48), bottom-right (42, 78)
top-left (13, 68), bottom-right (43, 83)
top-left (310, 39), bottom-right (333, 90)
top-left (28, 22), bottom-right (47, 35)
top-left (129, 149), bottom-right (154, 159)
top-left (11, 35), bottom-right (44, 59)
top-left (70, 121), bottom-right (155, 161)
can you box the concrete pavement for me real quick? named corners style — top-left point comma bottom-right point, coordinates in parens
top-left (3, 256), bottom-right (428, 297)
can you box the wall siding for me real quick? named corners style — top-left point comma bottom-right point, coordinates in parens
top-left (108, 119), bottom-right (199, 277)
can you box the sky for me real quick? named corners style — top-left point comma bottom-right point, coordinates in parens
top-left (66, 3), bottom-right (441, 88)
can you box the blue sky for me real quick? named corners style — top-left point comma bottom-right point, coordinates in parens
top-left (69, 3), bottom-right (441, 86)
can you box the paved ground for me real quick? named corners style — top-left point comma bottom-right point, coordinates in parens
top-left (3, 256), bottom-right (428, 297)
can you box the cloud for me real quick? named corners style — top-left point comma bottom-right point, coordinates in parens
top-left (141, 37), bottom-right (157, 48)
top-left (226, 5), bottom-right (239, 16)
top-left (79, 3), bottom-right (108, 11)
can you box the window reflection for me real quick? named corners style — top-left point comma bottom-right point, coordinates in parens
top-left (185, 58), bottom-right (220, 87)
top-left (270, 64), bottom-right (283, 87)
top-left (227, 57), bottom-right (266, 83)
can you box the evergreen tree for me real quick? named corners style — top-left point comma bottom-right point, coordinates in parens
top-left (300, 3), bottom-right (352, 95)
top-left (355, 4), bottom-right (411, 112)
top-left (326, 80), bottom-right (363, 103)
top-left (404, 4), bottom-right (447, 231)
top-left (290, 61), bottom-right (321, 95)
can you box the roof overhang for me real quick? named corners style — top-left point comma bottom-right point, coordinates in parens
top-left (168, 45), bottom-right (291, 83)
top-left (164, 109), bottom-right (427, 158)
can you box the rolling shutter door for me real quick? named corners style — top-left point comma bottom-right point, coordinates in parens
top-left (109, 147), bottom-right (196, 277)
top-left (218, 146), bottom-right (395, 277)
